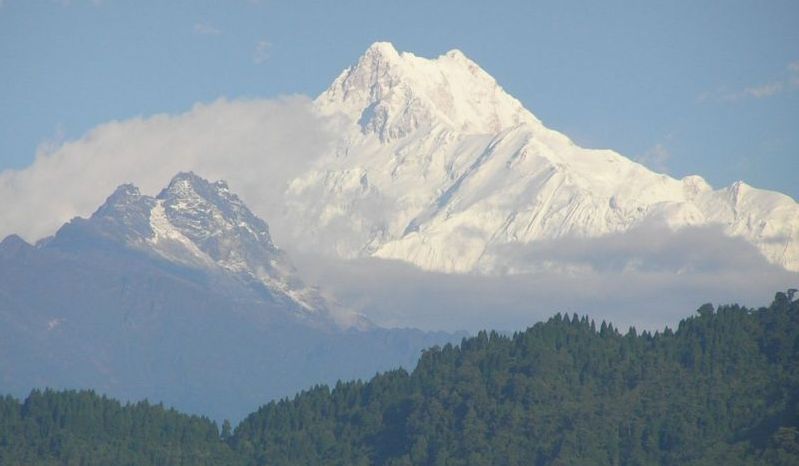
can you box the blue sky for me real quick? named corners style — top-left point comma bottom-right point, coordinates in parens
top-left (1, 0), bottom-right (797, 200)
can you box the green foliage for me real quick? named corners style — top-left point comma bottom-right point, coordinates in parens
top-left (0, 389), bottom-right (242, 466)
top-left (1, 292), bottom-right (797, 465)
top-left (233, 292), bottom-right (799, 465)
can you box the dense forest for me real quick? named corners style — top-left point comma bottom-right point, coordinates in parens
top-left (2, 292), bottom-right (798, 465)
top-left (0, 389), bottom-right (238, 465)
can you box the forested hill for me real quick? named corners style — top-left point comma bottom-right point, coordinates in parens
top-left (2, 293), bottom-right (798, 465)
top-left (234, 292), bottom-right (799, 465)
top-left (0, 389), bottom-right (239, 465)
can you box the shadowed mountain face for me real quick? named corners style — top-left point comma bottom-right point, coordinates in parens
top-left (50, 172), bottom-right (350, 328)
top-left (0, 173), bottom-right (460, 422)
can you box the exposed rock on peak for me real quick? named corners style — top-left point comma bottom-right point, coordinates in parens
top-left (49, 173), bottom-right (370, 330)
top-left (157, 171), bottom-right (275, 258)
top-left (89, 182), bottom-right (155, 241)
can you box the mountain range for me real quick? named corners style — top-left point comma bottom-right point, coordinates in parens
top-left (282, 42), bottom-right (799, 273)
top-left (2, 41), bottom-right (798, 422)
top-left (0, 172), bottom-right (458, 421)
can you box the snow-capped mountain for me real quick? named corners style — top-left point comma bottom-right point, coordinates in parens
top-left (0, 172), bottom-right (464, 422)
top-left (54, 172), bottom-right (366, 329)
top-left (282, 42), bottom-right (799, 273)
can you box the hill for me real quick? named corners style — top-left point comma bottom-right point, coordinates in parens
top-left (2, 292), bottom-right (797, 465)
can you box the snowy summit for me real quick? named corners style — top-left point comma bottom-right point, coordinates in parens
top-left (316, 41), bottom-right (540, 140)
top-left (282, 42), bottom-right (799, 273)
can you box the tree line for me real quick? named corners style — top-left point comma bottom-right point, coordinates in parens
top-left (2, 292), bottom-right (798, 465)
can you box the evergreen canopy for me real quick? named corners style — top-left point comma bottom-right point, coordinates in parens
top-left (2, 292), bottom-right (797, 465)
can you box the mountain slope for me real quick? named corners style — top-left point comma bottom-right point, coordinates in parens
top-left (282, 42), bottom-right (799, 273)
top-left (233, 292), bottom-right (799, 465)
top-left (0, 173), bottom-right (459, 421)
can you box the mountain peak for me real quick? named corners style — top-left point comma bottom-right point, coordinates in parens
top-left (170, 171), bottom-right (201, 183)
top-left (0, 234), bottom-right (33, 262)
top-left (315, 43), bottom-right (540, 141)
top-left (88, 182), bottom-right (155, 240)
top-left (155, 173), bottom-right (272, 249)
top-left (112, 183), bottom-right (142, 197)
top-left (681, 175), bottom-right (712, 200)
top-left (363, 41), bottom-right (401, 62)
top-left (444, 48), bottom-right (467, 60)
top-left (0, 234), bottom-right (31, 251)
top-left (58, 172), bottom-right (364, 327)
top-left (163, 171), bottom-right (218, 197)
top-left (97, 183), bottom-right (144, 210)
top-left (291, 45), bottom-right (799, 274)
top-left (159, 173), bottom-right (241, 216)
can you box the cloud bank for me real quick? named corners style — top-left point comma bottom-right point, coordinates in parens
top-left (291, 225), bottom-right (799, 333)
top-left (0, 96), bottom-right (331, 244)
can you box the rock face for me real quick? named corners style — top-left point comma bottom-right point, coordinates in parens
top-left (283, 42), bottom-right (799, 273)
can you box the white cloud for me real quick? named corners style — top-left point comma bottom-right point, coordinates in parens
top-left (292, 225), bottom-right (799, 333)
top-left (703, 60), bottom-right (799, 102)
top-left (743, 81), bottom-right (783, 98)
top-left (253, 40), bottom-right (271, 64)
top-left (193, 22), bottom-right (222, 35)
top-left (0, 96), bottom-right (333, 244)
